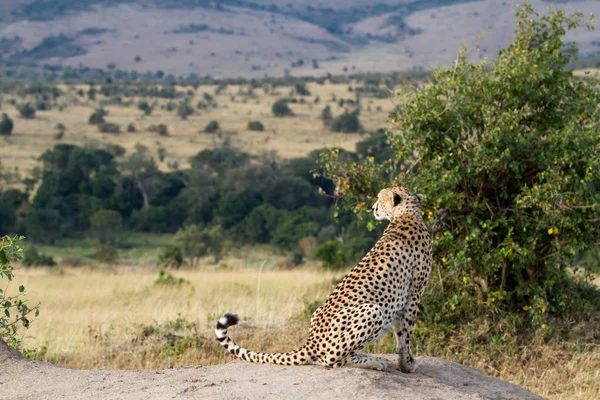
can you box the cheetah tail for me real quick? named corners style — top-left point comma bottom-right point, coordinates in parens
top-left (215, 313), bottom-right (313, 366)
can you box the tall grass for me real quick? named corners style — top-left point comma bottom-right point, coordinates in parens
top-left (11, 264), bottom-right (600, 399)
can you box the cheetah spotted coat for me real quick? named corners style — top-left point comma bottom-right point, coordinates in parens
top-left (216, 186), bottom-right (432, 371)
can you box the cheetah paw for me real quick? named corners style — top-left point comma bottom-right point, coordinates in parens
top-left (398, 354), bottom-right (418, 373)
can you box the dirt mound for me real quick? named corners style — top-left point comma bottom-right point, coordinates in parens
top-left (0, 341), bottom-right (543, 400)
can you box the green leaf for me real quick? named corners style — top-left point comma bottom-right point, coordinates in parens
top-left (18, 285), bottom-right (25, 293)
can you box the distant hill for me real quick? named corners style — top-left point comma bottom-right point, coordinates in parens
top-left (0, 0), bottom-right (599, 78)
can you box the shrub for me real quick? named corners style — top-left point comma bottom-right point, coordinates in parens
top-left (95, 244), bottom-right (118, 264)
top-left (321, 105), bottom-right (332, 124)
top-left (177, 100), bottom-right (194, 120)
top-left (90, 209), bottom-right (122, 244)
top-left (330, 110), bottom-right (361, 133)
top-left (0, 235), bottom-right (41, 349)
top-left (149, 123), bottom-right (169, 136)
top-left (247, 120), bottom-right (264, 131)
top-left (137, 100), bottom-right (153, 115)
top-left (127, 123), bottom-right (137, 133)
top-left (315, 240), bottom-right (347, 270)
top-left (98, 122), bottom-right (120, 134)
top-left (17, 103), bottom-right (35, 119)
top-left (158, 245), bottom-right (184, 269)
top-left (0, 113), bottom-right (14, 135)
top-left (88, 108), bottom-right (107, 125)
top-left (319, 6), bottom-right (600, 322)
top-left (154, 268), bottom-right (188, 286)
top-left (272, 98), bottom-right (293, 117)
top-left (22, 246), bottom-right (56, 267)
top-left (204, 120), bottom-right (220, 133)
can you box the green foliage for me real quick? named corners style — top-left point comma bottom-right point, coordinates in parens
top-left (158, 245), bottom-right (184, 269)
top-left (0, 113), bottom-right (14, 135)
top-left (315, 240), bottom-right (347, 270)
top-left (154, 268), bottom-right (188, 286)
top-left (272, 98), bottom-right (293, 117)
top-left (174, 224), bottom-right (223, 266)
top-left (22, 246), bottom-right (56, 267)
top-left (321, 105), bottom-right (332, 123)
top-left (98, 121), bottom-right (120, 134)
top-left (1, 235), bottom-right (40, 349)
top-left (17, 103), bottom-right (36, 119)
top-left (88, 108), bottom-right (107, 125)
top-left (95, 244), bottom-right (117, 264)
top-left (137, 100), bottom-right (153, 116)
top-left (90, 209), bottom-right (122, 244)
top-left (247, 120), bottom-right (264, 131)
top-left (319, 7), bottom-right (600, 322)
top-left (127, 123), bottom-right (136, 133)
top-left (149, 123), bottom-right (169, 136)
top-left (330, 109), bottom-right (361, 133)
top-left (204, 120), bottom-right (220, 133)
top-left (177, 99), bottom-right (194, 120)
top-left (294, 83), bottom-right (311, 96)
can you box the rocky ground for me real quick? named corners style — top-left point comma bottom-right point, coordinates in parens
top-left (1, 340), bottom-right (544, 400)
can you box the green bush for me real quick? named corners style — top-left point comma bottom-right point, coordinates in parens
top-left (22, 246), bottom-right (56, 267)
top-left (98, 122), bottom-right (120, 134)
top-left (330, 110), bottom-right (361, 133)
top-left (88, 108), bottom-right (107, 125)
top-left (315, 240), bottom-right (347, 270)
top-left (0, 113), bottom-right (14, 135)
top-left (127, 123), bottom-right (137, 133)
top-left (177, 100), bottom-right (194, 120)
top-left (159, 245), bottom-right (184, 269)
top-left (204, 120), bottom-right (220, 133)
top-left (272, 98), bottom-right (293, 117)
top-left (247, 120), bottom-right (264, 131)
top-left (95, 244), bottom-right (118, 264)
top-left (321, 105), bottom-right (332, 124)
top-left (90, 209), bottom-right (122, 244)
top-left (137, 100), bottom-right (153, 116)
top-left (1, 235), bottom-right (40, 349)
top-left (17, 103), bottom-right (36, 119)
top-left (319, 6), bottom-right (600, 323)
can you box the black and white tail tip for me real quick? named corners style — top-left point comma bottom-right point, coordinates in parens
top-left (216, 313), bottom-right (239, 341)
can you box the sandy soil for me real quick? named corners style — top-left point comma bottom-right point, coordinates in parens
top-left (1, 340), bottom-right (544, 400)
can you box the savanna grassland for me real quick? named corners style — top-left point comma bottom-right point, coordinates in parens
top-left (0, 79), bottom-right (392, 175)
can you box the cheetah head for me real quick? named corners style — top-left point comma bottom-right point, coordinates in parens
top-left (372, 186), bottom-right (424, 221)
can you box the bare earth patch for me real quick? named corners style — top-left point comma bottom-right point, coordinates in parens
top-left (1, 340), bottom-right (543, 400)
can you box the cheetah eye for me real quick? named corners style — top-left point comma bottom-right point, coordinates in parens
top-left (393, 193), bottom-right (402, 206)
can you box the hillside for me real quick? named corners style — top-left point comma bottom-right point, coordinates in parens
top-left (0, 0), bottom-right (598, 78)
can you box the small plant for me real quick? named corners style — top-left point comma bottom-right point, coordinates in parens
top-left (22, 246), bottom-right (56, 267)
top-left (17, 103), bottom-right (36, 119)
top-left (0, 113), bottom-right (14, 135)
top-left (177, 99), bottom-right (194, 120)
top-left (247, 120), bottom-right (264, 131)
top-left (320, 105), bottom-right (332, 124)
top-left (1, 235), bottom-right (41, 349)
top-left (149, 123), bottom-right (169, 136)
top-left (330, 109), bottom-right (361, 133)
top-left (137, 100), bottom-right (153, 116)
top-left (95, 244), bottom-right (118, 264)
top-left (204, 120), bottom-right (220, 133)
top-left (154, 268), bottom-right (188, 286)
top-left (98, 122), bottom-right (120, 134)
top-left (315, 240), bottom-right (347, 270)
top-left (88, 108), bottom-right (107, 125)
top-left (159, 245), bottom-right (183, 269)
top-left (127, 123), bottom-right (137, 133)
top-left (157, 146), bottom-right (167, 162)
top-left (272, 98), bottom-right (293, 117)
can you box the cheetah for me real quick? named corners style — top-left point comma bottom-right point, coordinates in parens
top-left (216, 185), bottom-right (432, 372)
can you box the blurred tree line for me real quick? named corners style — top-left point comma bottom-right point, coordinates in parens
top-left (0, 132), bottom-right (390, 267)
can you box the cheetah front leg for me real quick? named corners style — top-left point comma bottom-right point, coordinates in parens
top-left (393, 276), bottom-right (429, 373)
top-left (346, 352), bottom-right (389, 371)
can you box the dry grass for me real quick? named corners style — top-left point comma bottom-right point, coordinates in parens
top-left (15, 264), bottom-right (341, 369)
top-left (0, 81), bottom-right (395, 175)
top-left (7, 262), bottom-right (598, 399)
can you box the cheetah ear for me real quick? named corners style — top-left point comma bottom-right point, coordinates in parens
top-left (416, 194), bottom-right (425, 203)
top-left (393, 193), bottom-right (402, 207)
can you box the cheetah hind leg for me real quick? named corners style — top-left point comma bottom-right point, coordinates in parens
top-left (346, 352), bottom-right (389, 371)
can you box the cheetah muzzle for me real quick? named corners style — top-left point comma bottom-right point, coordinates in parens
top-left (216, 185), bottom-right (432, 372)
